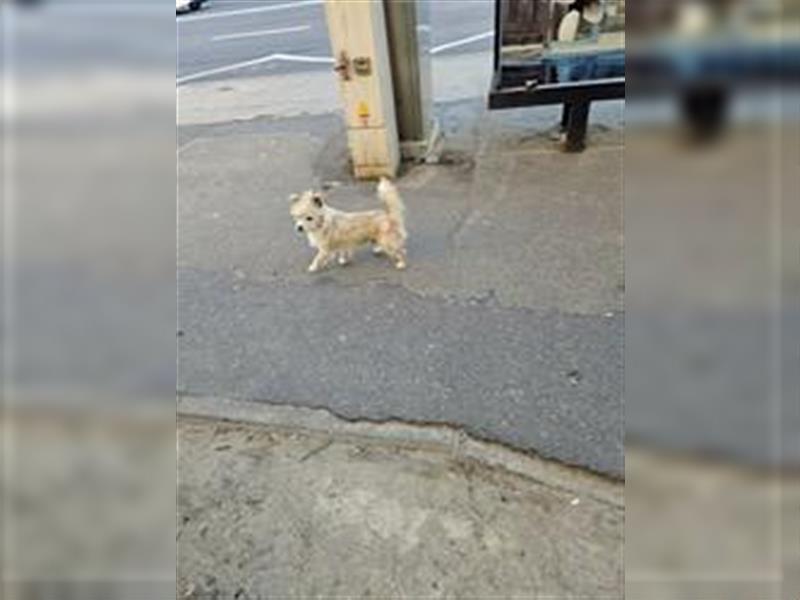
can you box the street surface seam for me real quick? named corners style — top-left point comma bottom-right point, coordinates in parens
top-left (178, 394), bottom-right (624, 505)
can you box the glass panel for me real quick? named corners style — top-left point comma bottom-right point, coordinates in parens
top-left (499, 0), bottom-right (625, 84)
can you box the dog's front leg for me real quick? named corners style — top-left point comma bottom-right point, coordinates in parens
top-left (308, 250), bottom-right (332, 273)
top-left (337, 250), bottom-right (353, 266)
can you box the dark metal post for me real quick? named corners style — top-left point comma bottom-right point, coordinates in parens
top-left (493, 0), bottom-right (503, 72)
top-left (564, 101), bottom-right (590, 152)
top-left (383, 0), bottom-right (435, 159)
top-left (561, 102), bottom-right (572, 130)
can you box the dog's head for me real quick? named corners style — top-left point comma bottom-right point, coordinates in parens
top-left (289, 190), bottom-right (326, 234)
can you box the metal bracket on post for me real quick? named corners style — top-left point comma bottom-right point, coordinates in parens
top-left (352, 56), bottom-right (372, 76)
top-left (333, 51), bottom-right (350, 81)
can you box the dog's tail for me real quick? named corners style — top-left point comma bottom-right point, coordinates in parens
top-left (377, 177), bottom-right (405, 230)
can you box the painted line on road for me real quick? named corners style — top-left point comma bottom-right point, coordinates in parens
top-left (179, 28), bottom-right (495, 84)
top-left (271, 52), bottom-right (334, 64)
top-left (177, 52), bottom-right (334, 85)
top-left (212, 25), bottom-right (311, 42)
top-left (178, 0), bottom-right (322, 23)
top-left (431, 30), bottom-right (494, 55)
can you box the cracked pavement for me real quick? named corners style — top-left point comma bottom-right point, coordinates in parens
top-left (178, 100), bottom-right (624, 477)
top-left (178, 415), bottom-right (623, 599)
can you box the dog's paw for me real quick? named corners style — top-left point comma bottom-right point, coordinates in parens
top-left (308, 264), bottom-right (319, 273)
top-left (372, 246), bottom-right (384, 255)
top-left (395, 260), bottom-right (407, 270)
top-left (337, 255), bottom-right (350, 266)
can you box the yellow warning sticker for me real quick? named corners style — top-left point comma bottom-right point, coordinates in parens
top-left (356, 101), bottom-right (370, 120)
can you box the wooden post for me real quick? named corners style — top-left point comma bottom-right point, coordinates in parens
top-left (324, 0), bottom-right (400, 179)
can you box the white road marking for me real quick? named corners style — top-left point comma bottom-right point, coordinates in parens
top-left (431, 30), bottom-right (494, 55)
top-left (271, 52), bottom-right (334, 64)
top-left (179, 0), bottom-right (323, 24)
top-left (177, 52), bottom-right (334, 85)
top-left (178, 28), bottom-right (496, 84)
top-left (212, 24), bottom-right (311, 42)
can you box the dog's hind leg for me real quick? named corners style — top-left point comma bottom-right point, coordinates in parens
top-left (387, 246), bottom-right (407, 270)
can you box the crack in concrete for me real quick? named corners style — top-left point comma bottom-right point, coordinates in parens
top-left (446, 155), bottom-right (516, 245)
top-left (178, 394), bottom-right (625, 500)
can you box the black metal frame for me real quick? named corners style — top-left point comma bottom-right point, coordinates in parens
top-left (488, 0), bottom-right (625, 151)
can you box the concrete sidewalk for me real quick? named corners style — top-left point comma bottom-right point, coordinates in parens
top-left (177, 94), bottom-right (623, 476)
top-left (177, 64), bottom-right (625, 595)
top-left (177, 50), bottom-right (495, 126)
top-left (177, 405), bottom-right (623, 599)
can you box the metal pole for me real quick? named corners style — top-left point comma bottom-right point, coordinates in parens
top-left (383, 0), bottom-right (436, 161)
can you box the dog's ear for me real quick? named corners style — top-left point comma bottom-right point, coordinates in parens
top-left (312, 194), bottom-right (324, 208)
top-left (289, 193), bottom-right (300, 204)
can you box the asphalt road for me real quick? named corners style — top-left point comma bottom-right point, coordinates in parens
top-left (178, 0), bottom-right (494, 84)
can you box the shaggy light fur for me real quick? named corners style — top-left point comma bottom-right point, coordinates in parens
top-left (290, 178), bottom-right (407, 272)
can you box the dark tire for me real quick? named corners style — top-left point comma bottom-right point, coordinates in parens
top-left (189, 0), bottom-right (201, 10)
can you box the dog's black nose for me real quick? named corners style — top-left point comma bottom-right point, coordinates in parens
top-left (296, 224), bottom-right (304, 232)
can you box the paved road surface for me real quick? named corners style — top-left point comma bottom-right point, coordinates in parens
top-left (178, 0), bottom-right (494, 84)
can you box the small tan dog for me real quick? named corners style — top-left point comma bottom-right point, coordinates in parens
top-left (290, 178), bottom-right (407, 272)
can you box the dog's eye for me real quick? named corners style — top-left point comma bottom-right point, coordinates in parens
top-left (306, 216), bottom-right (313, 221)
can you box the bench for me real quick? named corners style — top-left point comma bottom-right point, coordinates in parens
top-left (488, 0), bottom-right (625, 152)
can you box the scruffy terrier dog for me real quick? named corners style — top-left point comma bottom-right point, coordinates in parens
top-left (290, 178), bottom-right (407, 272)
